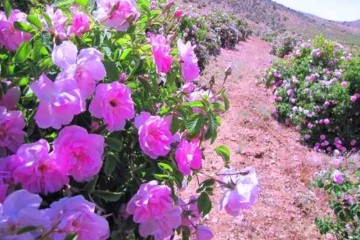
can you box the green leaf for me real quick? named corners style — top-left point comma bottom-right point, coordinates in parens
top-left (104, 59), bottom-right (120, 81)
top-left (53, 0), bottom-right (75, 7)
top-left (83, 176), bottom-right (98, 193)
top-left (158, 162), bottom-right (173, 173)
top-left (14, 41), bottom-right (32, 63)
top-left (105, 137), bottom-right (123, 152)
top-left (17, 226), bottom-right (38, 235)
top-left (197, 192), bottom-right (212, 217)
top-left (14, 21), bottom-right (33, 33)
top-left (215, 145), bottom-right (230, 166)
top-left (196, 179), bottom-right (215, 194)
top-left (187, 100), bottom-right (204, 109)
top-left (205, 113), bottom-right (218, 143)
top-left (64, 233), bottom-right (78, 240)
top-left (186, 114), bottom-right (204, 136)
top-left (1, 0), bottom-right (11, 19)
top-left (93, 190), bottom-right (124, 202)
top-left (26, 15), bottom-right (43, 29)
top-left (104, 153), bottom-right (117, 176)
top-left (170, 113), bottom-right (182, 134)
top-left (75, 0), bottom-right (88, 6)
top-left (221, 89), bottom-right (230, 111)
top-left (154, 174), bottom-right (170, 180)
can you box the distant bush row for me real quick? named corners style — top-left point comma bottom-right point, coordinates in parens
top-left (179, 10), bottom-right (251, 72)
top-left (264, 35), bottom-right (360, 155)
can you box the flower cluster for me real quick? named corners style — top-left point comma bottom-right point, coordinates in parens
top-left (264, 35), bottom-right (359, 154)
top-left (0, 1), bottom-right (258, 239)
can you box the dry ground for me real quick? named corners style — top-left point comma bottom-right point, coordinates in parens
top-left (189, 37), bottom-right (330, 239)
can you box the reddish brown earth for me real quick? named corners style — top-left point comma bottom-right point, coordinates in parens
top-left (190, 37), bottom-right (330, 239)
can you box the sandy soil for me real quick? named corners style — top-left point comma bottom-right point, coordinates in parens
top-left (191, 37), bottom-right (329, 240)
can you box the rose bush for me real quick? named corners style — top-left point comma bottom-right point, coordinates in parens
top-left (313, 153), bottom-right (360, 239)
top-left (264, 35), bottom-right (360, 154)
top-left (0, 0), bottom-right (259, 239)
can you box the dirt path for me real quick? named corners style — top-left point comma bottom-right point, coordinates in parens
top-left (196, 37), bottom-right (328, 239)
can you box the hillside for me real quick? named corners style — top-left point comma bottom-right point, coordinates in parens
top-left (182, 0), bottom-right (360, 46)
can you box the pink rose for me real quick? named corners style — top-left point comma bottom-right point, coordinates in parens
top-left (135, 112), bottom-right (173, 159)
top-left (45, 5), bottom-right (68, 39)
top-left (196, 225), bottom-right (214, 240)
top-left (45, 195), bottom-right (110, 240)
top-left (0, 107), bottom-right (25, 153)
top-left (177, 39), bottom-right (200, 82)
top-left (332, 170), bottom-right (344, 184)
top-left (126, 181), bottom-right (182, 240)
top-left (53, 125), bottom-right (104, 182)
top-left (12, 139), bottom-right (69, 194)
top-left (31, 74), bottom-right (85, 129)
top-left (150, 34), bottom-right (173, 74)
top-left (52, 41), bottom-right (106, 98)
top-left (95, 0), bottom-right (140, 31)
top-left (175, 140), bottom-right (202, 175)
top-left (0, 190), bottom-right (50, 238)
top-left (179, 196), bottom-right (200, 229)
top-left (68, 9), bottom-right (90, 37)
top-left (0, 83), bottom-right (20, 110)
top-left (220, 167), bottom-right (259, 216)
top-left (350, 95), bottom-right (357, 103)
top-left (0, 10), bottom-right (32, 51)
top-left (90, 82), bottom-right (135, 131)
top-left (174, 8), bottom-right (184, 19)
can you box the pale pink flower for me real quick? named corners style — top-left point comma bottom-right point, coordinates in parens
top-left (341, 81), bottom-right (348, 87)
top-left (89, 82), bottom-right (135, 132)
top-left (150, 34), bottom-right (173, 74)
top-left (0, 107), bottom-right (25, 153)
top-left (52, 41), bottom-right (106, 98)
top-left (12, 139), bottom-right (69, 194)
top-left (323, 118), bottom-right (330, 125)
top-left (0, 83), bottom-right (20, 110)
top-left (30, 74), bottom-right (85, 129)
top-left (332, 170), bottom-right (344, 184)
top-left (126, 181), bottom-right (182, 240)
top-left (196, 225), bottom-right (214, 240)
top-left (181, 82), bottom-right (195, 94)
top-left (135, 112), bottom-right (173, 159)
top-left (177, 39), bottom-right (200, 82)
top-left (95, 0), bottom-right (140, 31)
top-left (53, 125), bottom-right (104, 182)
top-left (0, 190), bottom-right (50, 238)
top-left (220, 167), bottom-right (259, 216)
top-left (175, 140), bottom-right (202, 175)
top-left (0, 10), bottom-right (32, 51)
top-left (179, 196), bottom-right (200, 229)
top-left (68, 9), bottom-right (90, 37)
top-left (350, 95), bottom-right (357, 103)
top-left (45, 5), bottom-right (68, 39)
top-left (45, 195), bottom-right (110, 240)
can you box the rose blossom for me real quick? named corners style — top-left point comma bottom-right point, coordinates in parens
top-left (179, 196), bottom-right (200, 229)
top-left (219, 167), bottom-right (259, 216)
top-left (332, 170), bottom-right (344, 184)
top-left (53, 125), bottom-right (104, 182)
top-left (135, 112), bottom-right (173, 159)
top-left (0, 190), bottom-right (50, 238)
top-left (0, 10), bottom-right (32, 51)
top-left (175, 140), bottom-right (202, 175)
top-left (196, 225), bottom-right (214, 240)
top-left (12, 139), bottom-right (69, 194)
top-left (0, 83), bottom-right (20, 110)
top-left (68, 8), bottom-right (90, 37)
top-left (95, 0), bottom-right (140, 31)
top-left (31, 74), bottom-right (85, 129)
top-left (52, 41), bottom-right (106, 98)
top-left (150, 34), bottom-right (173, 74)
top-left (44, 195), bottom-right (110, 240)
top-left (126, 181), bottom-right (182, 240)
top-left (45, 5), bottom-right (68, 39)
top-left (89, 82), bottom-right (135, 131)
top-left (0, 107), bottom-right (25, 153)
top-left (177, 39), bottom-right (200, 82)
